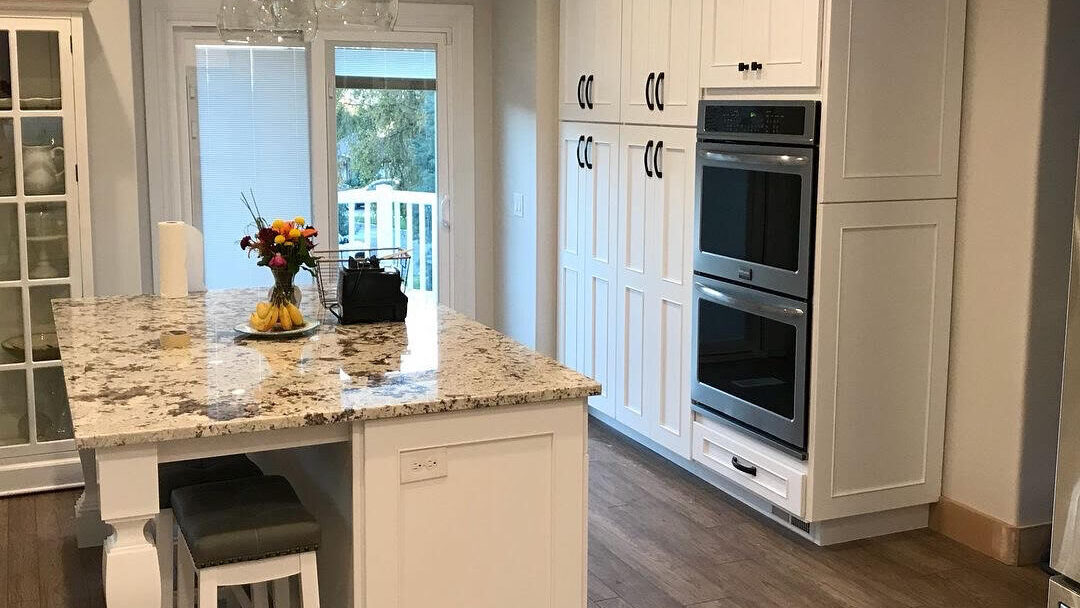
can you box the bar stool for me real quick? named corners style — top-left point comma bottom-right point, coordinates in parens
top-left (172, 475), bottom-right (322, 608)
top-left (157, 456), bottom-right (263, 607)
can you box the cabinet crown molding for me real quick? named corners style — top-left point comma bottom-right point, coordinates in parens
top-left (0, 0), bottom-right (91, 11)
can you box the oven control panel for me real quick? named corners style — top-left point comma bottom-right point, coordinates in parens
top-left (699, 101), bottom-right (818, 145)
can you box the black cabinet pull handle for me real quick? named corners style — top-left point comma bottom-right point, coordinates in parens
top-left (585, 75), bottom-right (595, 109)
top-left (751, 61), bottom-right (763, 71)
top-left (731, 456), bottom-right (758, 476)
top-left (738, 62), bottom-right (749, 72)
top-left (577, 75), bottom-right (586, 109)
top-left (644, 140), bottom-right (654, 178)
top-left (585, 136), bottom-right (594, 169)
top-left (576, 136), bottom-right (585, 169)
top-left (653, 140), bottom-right (663, 179)
top-left (645, 72), bottom-right (656, 111)
top-left (656, 72), bottom-right (665, 111)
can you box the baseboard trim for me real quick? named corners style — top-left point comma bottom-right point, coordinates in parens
top-left (929, 497), bottom-right (1051, 565)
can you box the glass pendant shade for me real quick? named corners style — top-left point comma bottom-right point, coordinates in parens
top-left (321, 0), bottom-right (398, 31)
top-left (218, 0), bottom-right (320, 45)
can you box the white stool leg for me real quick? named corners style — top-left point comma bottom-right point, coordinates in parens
top-left (272, 578), bottom-right (291, 608)
top-left (157, 508), bottom-right (175, 608)
top-left (298, 553), bottom-right (320, 608)
top-left (198, 569), bottom-right (219, 608)
top-left (252, 583), bottom-right (270, 608)
top-left (177, 533), bottom-right (196, 608)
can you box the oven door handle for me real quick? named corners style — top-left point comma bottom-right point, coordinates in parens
top-left (696, 283), bottom-right (806, 319)
top-left (699, 150), bottom-right (811, 167)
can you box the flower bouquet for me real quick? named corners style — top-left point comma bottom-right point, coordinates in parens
top-left (238, 191), bottom-right (319, 333)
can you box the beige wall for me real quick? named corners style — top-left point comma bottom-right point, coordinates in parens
top-left (84, 0), bottom-right (151, 296)
top-left (490, 0), bottom-right (558, 353)
top-left (945, 0), bottom-right (1080, 528)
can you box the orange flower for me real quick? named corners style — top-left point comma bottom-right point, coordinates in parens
top-left (302, 228), bottom-right (318, 238)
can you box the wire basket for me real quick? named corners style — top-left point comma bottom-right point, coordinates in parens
top-left (312, 247), bottom-right (411, 314)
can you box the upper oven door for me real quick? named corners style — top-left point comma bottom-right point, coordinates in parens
top-left (694, 142), bottom-right (815, 299)
top-left (691, 276), bottom-right (809, 452)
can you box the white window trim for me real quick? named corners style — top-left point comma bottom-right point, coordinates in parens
top-left (140, 1), bottom-right (477, 317)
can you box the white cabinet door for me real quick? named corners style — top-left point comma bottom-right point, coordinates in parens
top-left (700, 0), bottom-right (822, 89)
top-left (581, 124), bottom-right (620, 418)
top-left (620, 0), bottom-right (701, 127)
top-left (559, 122), bottom-right (620, 418)
top-left (819, 0), bottom-right (966, 202)
top-left (560, 0), bottom-right (622, 123)
top-left (807, 199), bottom-right (956, 521)
top-left (615, 125), bottom-right (695, 457)
top-left (557, 124), bottom-right (586, 375)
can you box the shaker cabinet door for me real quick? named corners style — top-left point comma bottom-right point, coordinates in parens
top-left (700, 0), bottom-right (822, 89)
top-left (620, 0), bottom-right (701, 127)
top-left (807, 199), bottom-right (956, 521)
top-left (558, 124), bottom-right (587, 374)
top-left (559, 0), bottom-right (622, 123)
top-left (615, 125), bottom-right (695, 457)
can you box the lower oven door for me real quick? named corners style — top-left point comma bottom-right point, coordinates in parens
top-left (691, 275), bottom-right (809, 453)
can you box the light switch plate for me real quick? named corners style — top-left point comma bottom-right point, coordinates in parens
top-left (512, 193), bottom-right (525, 218)
top-left (400, 447), bottom-right (448, 483)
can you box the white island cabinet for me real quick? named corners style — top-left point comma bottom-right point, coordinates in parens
top-left (54, 290), bottom-right (597, 608)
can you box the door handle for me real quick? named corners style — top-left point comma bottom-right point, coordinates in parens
top-left (577, 75), bottom-right (586, 109)
top-left (738, 62), bottom-right (750, 72)
top-left (645, 72), bottom-right (656, 111)
top-left (644, 140), bottom-right (654, 178)
top-left (695, 283), bottom-right (806, 318)
top-left (585, 75), bottom-right (595, 109)
top-left (656, 72), bottom-right (665, 111)
top-left (653, 140), bottom-right (663, 179)
top-left (576, 136), bottom-right (585, 169)
top-left (439, 195), bottom-right (452, 229)
top-left (751, 61), bottom-right (763, 71)
top-left (731, 457), bottom-right (758, 477)
top-left (584, 136), bottom-right (594, 169)
top-left (699, 150), bottom-right (811, 167)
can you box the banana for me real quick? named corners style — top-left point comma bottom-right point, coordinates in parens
top-left (255, 301), bottom-right (271, 320)
top-left (279, 304), bottom-right (294, 331)
top-left (249, 313), bottom-right (265, 332)
top-left (285, 302), bottom-right (304, 327)
top-left (267, 304), bottom-right (280, 330)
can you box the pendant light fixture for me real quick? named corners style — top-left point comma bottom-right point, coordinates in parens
top-left (218, 0), bottom-right (320, 45)
top-left (321, 0), bottom-right (398, 31)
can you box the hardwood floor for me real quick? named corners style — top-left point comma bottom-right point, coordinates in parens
top-left (0, 418), bottom-right (1050, 608)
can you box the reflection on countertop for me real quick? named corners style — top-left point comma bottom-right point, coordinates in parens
top-left (53, 289), bottom-right (599, 449)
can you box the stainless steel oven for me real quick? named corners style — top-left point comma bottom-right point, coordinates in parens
top-left (694, 100), bottom-right (819, 299)
top-left (691, 276), bottom-right (809, 455)
top-left (691, 101), bottom-right (818, 457)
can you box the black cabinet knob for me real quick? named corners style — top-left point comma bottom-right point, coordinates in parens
top-left (738, 62), bottom-right (749, 72)
top-left (751, 61), bottom-right (763, 71)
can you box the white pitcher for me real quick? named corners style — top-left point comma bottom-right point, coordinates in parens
top-left (22, 144), bottom-right (63, 195)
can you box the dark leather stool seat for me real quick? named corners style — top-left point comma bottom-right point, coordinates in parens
top-left (171, 475), bottom-right (321, 569)
top-left (158, 455), bottom-right (263, 508)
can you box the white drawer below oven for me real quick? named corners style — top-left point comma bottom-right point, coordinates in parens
top-left (691, 417), bottom-right (807, 517)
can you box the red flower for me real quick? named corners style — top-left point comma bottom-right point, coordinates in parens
top-left (240, 235), bottom-right (253, 250)
top-left (268, 253), bottom-right (287, 268)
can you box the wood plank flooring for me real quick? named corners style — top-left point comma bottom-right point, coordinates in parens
top-left (0, 418), bottom-right (1050, 607)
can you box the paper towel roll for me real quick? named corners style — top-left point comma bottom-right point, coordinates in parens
top-left (159, 221), bottom-right (189, 298)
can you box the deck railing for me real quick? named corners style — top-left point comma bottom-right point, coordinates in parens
top-left (338, 186), bottom-right (436, 292)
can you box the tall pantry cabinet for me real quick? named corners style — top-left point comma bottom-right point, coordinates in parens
top-left (558, 0), bottom-right (701, 458)
top-left (559, 0), bottom-right (967, 542)
top-left (0, 0), bottom-right (93, 495)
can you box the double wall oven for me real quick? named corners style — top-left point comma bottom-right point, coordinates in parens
top-left (691, 101), bottom-right (819, 458)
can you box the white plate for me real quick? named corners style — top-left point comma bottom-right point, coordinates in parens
top-left (234, 319), bottom-right (321, 339)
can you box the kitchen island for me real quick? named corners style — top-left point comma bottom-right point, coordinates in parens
top-left (54, 289), bottom-right (598, 608)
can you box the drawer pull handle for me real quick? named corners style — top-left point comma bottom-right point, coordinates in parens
top-left (731, 456), bottom-right (758, 477)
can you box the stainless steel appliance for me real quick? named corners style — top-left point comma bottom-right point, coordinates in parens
top-left (694, 100), bottom-right (818, 299)
top-left (1050, 149), bottom-right (1080, 607)
top-left (691, 100), bottom-right (819, 458)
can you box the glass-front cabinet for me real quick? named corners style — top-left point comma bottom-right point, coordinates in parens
top-left (0, 7), bottom-right (91, 494)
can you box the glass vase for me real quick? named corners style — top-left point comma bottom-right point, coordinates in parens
top-left (270, 267), bottom-right (301, 306)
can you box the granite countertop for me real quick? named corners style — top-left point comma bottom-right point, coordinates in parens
top-left (54, 289), bottom-right (600, 449)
